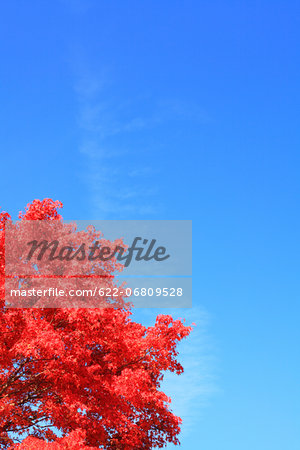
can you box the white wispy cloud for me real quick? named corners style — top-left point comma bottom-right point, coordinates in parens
top-left (74, 72), bottom-right (162, 217)
top-left (132, 306), bottom-right (218, 445)
top-left (73, 64), bottom-right (210, 218)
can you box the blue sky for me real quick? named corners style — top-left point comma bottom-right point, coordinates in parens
top-left (1, 1), bottom-right (300, 449)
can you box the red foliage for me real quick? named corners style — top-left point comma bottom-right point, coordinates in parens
top-left (18, 199), bottom-right (63, 221)
top-left (12, 430), bottom-right (98, 449)
top-left (0, 199), bottom-right (192, 449)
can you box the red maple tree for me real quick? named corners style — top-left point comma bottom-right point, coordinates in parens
top-left (0, 199), bottom-right (192, 449)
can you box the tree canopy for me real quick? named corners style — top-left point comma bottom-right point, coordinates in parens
top-left (0, 199), bottom-right (191, 449)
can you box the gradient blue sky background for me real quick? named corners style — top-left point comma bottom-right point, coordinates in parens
top-left (1, 1), bottom-right (300, 449)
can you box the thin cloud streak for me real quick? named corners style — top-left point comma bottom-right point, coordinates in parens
top-left (74, 71), bottom-right (161, 217)
top-left (132, 306), bottom-right (219, 444)
top-left (73, 65), bottom-right (210, 218)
